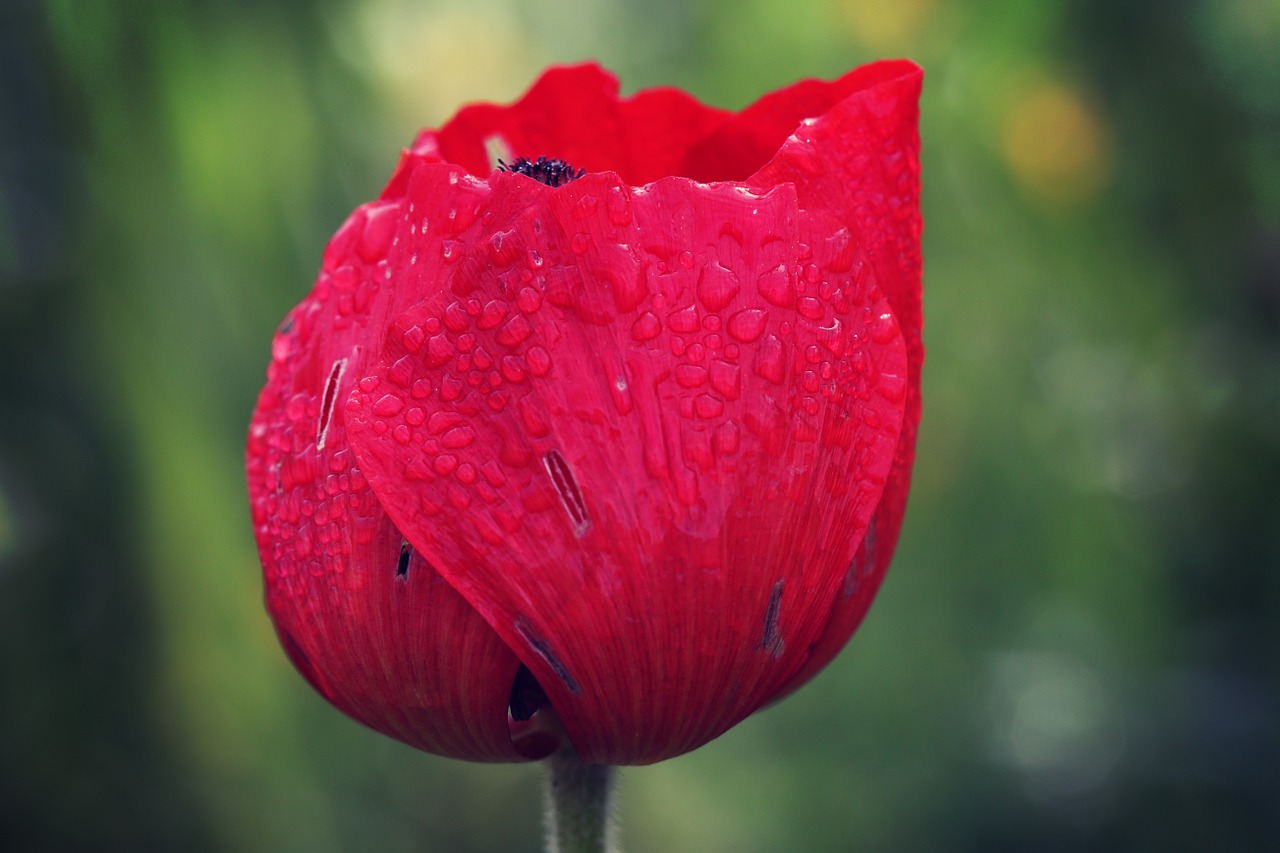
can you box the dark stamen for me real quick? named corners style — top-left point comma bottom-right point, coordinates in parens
top-left (498, 156), bottom-right (585, 187)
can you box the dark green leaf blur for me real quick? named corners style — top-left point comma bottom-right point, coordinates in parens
top-left (2, 0), bottom-right (1277, 850)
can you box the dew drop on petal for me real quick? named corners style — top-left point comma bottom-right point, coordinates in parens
top-left (726, 308), bottom-right (768, 343)
top-left (709, 360), bottom-right (741, 399)
top-left (674, 364), bottom-right (708, 388)
top-left (758, 267), bottom-right (795, 308)
top-left (631, 312), bottom-right (662, 341)
top-left (441, 426), bottom-right (476, 449)
top-left (797, 296), bottom-right (825, 320)
top-left (606, 186), bottom-right (633, 225)
top-left (698, 267), bottom-right (740, 311)
top-left (753, 336), bottom-right (786, 384)
top-left (693, 394), bottom-right (723, 419)
top-left (877, 371), bottom-right (907, 402)
top-left (496, 316), bottom-right (533, 348)
top-left (713, 420), bottom-right (740, 455)
top-left (517, 287), bottom-right (542, 314)
top-left (425, 334), bottom-right (454, 368)
top-left (870, 311), bottom-right (898, 344)
top-left (526, 346), bottom-right (552, 377)
top-left (373, 394), bottom-right (405, 417)
top-left (668, 305), bottom-right (700, 334)
top-left (519, 396), bottom-right (551, 436)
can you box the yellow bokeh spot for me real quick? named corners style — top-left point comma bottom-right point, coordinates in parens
top-left (1002, 82), bottom-right (1112, 208)
top-left (839, 0), bottom-right (935, 50)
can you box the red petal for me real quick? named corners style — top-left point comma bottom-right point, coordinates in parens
top-left (749, 62), bottom-right (924, 697)
top-left (246, 153), bottom-right (532, 761)
top-left (345, 171), bottom-right (908, 764)
top-left (435, 63), bottom-right (735, 185)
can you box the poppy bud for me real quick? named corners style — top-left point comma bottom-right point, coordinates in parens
top-left (247, 61), bottom-right (922, 766)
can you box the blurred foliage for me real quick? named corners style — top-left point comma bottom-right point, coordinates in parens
top-left (2, 0), bottom-right (1278, 850)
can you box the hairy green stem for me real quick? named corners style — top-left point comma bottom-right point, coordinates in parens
top-left (543, 747), bottom-right (618, 853)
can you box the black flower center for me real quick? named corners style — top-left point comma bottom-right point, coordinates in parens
top-left (499, 156), bottom-right (585, 187)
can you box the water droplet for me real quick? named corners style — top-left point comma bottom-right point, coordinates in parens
top-left (816, 319), bottom-right (845, 355)
top-left (425, 333), bottom-right (454, 368)
top-left (606, 186), bottom-right (633, 225)
top-left (698, 267), bottom-right (740, 311)
top-left (387, 355), bottom-right (414, 388)
top-left (570, 232), bottom-right (590, 255)
top-left (444, 302), bottom-right (469, 332)
top-left (501, 355), bottom-right (529, 383)
top-left (518, 397), bottom-right (551, 436)
top-left (442, 426), bottom-right (476, 449)
top-left (877, 372), bottom-right (907, 402)
top-left (797, 297), bottom-right (825, 320)
top-left (726, 308), bottom-right (767, 343)
top-left (427, 411), bottom-right (461, 434)
top-left (631, 312), bottom-right (662, 341)
top-left (440, 375), bottom-right (463, 401)
top-left (758, 267), bottom-right (795, 308)
top-left (693, 394), bottom-right (723, 419)
top-left (677, 250), bottom-right (695, 270)
top-left (870, 311), bottom-right (899, 344)
top-left (496, 316), bottom-right (533, 348)
top-left (331, 264), bottom-right (358, 292)
top-left (401, 325), bottom-right (426, 353)
top-left (526, 346), bottom-right (552, 377)
top-left (357, 202), bottom-right (398, 263)
top-left (373, 393), bottom-right (405, 417)
top-left (478, 301), bottom-right (507, 330)
top-left (285, 394), bottom-right (307, 422)
top-left (517, 287), bottom-right (542, 314)
top-left (668, 305), bottom-right (700, 333)
top-left (609, 268), bottom-right (648, 313)
top-left (392, 424), bottom-right (413, 444)
top-left (527, 249), bottom-right (544, 269)
top-left (433, 454), bottom-right (458, 475)
top-left (709, 360), bottom-right (741, 399)
top-left (713, 420), bottom-right (740, 455)
top-left (753, 336), bottom-right (786, 384)
top-left (675, 364), bottom-right (708, 388)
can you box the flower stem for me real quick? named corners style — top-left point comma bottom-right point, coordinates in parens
top-left (543, 747), bottom-right (617, 853)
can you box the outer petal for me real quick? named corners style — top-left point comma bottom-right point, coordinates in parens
top-left (749, 62), bottom-right (924, 697)
top-left (345, 170), bottom-right (908, 764)
top-left (246, 153), bottom-right (532, 761)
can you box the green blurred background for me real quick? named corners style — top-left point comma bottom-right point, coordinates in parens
top-left (3, 0), bottom-right (1278, 850)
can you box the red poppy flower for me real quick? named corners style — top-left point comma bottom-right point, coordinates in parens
top-left (246, 60), bottom-right (922, 766)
